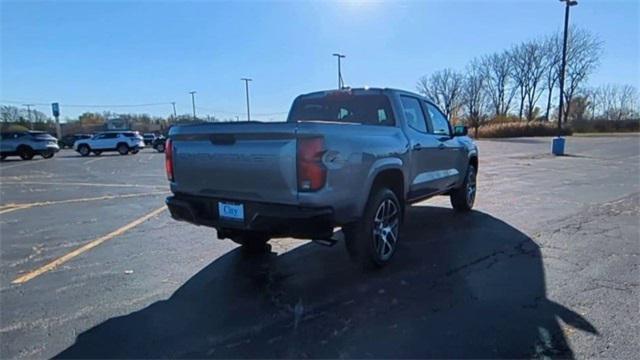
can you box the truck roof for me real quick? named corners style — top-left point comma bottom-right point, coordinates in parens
top-left (299, 87), bottom-right (426, 100)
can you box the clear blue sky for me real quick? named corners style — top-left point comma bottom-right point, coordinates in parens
top-left (1, 0), bottom-right (638, 121)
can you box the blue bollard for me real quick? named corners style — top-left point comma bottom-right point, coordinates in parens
top-left (552, 137), bottom-right (565, 156)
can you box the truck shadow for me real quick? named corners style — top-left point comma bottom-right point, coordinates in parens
top-left (56, 206), bottom-right (597, 359)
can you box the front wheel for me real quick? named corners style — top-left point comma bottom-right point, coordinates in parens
top-left (41, 151), bottom-right (54, 159)
top-left (18, 147), bottom-right (34, 160)
top-left (78, 145), bottom-right (91, 157)
top-left (450, 164), bottom-right (476, 212)
top-left (155, 143), bottom-right (165, 153)
top-left (117, 143), bottom-right (129, 155)
top-left (344, 188), bottom-right (401, 269)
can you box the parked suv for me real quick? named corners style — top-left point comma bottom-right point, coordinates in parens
top-left (0, 131), bottom-right (60, 160)
top-left (59, 134), bottom-right (92, 149)
top-left (166, 88), bottom-right (478, 268)
top-left (74, 131), bottom-right (145, 156)
top-left (151, 135), bottom-right (166, 152)
top-left (142, 133), bottom-right (157, 145)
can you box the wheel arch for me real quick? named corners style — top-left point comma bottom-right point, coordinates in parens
top-left (359, 159), bottom-right (406, 218)
top-left (469, 155), bottom-right (478, 171)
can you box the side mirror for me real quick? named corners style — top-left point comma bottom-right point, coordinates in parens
top-left (453, 125), bottom-right (468, 137)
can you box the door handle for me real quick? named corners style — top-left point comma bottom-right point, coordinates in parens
top-left (413, 143), bottom-right (423, 151)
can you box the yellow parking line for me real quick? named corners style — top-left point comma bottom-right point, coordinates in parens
top-left (0, 181), bottom-right (164, 189)
top-left (0, 205), bottom-right (30, 214)
top-left (12, 205), bottom-right (167, 284)
top-left (0, 191), bottom-right (169, 215)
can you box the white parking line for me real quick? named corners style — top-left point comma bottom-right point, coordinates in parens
top-left (83, 157), bottom-right (105, 165)
top-left (0, 160), bottom-right (45, 170)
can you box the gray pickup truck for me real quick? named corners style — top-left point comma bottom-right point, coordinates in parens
top-left (166, 88), bottom-right (478, 268)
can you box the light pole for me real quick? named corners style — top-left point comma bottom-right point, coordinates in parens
top-left (332, 53), bottom-right (345, 89)
top-left (557, 0), bottom-right (577, 131)
top-left (189, 91), bottom-right (197, 121)
top-left (171, 102), bottom-right (177, 120)
top-left (241, 78), bottom-right (252, 121)
top-left (23, 104), bottom-right (34, 129)
top-left (553, 0), bottom-right (577, 156)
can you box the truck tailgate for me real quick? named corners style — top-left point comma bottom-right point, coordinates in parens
top-left (170, 122), bottom-right (299, 204)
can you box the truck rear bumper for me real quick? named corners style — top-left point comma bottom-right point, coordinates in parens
top-left (166, 194), bottom-right (334, 239)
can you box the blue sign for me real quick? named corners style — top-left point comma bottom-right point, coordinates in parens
top-left (51, 103), bottom-right (60, 117)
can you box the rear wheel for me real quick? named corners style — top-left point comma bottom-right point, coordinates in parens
top-left (41, 151), bottom-right (54, 159)
top-left (1, 155), bottom-right (6, 161)
top-left (450, 164), bottom-right (476, 212)
top-left (117, 143), bottom-right (129, 155)
top-left (78, 145), bottom-right (91, 157)
top-left (155, 143), bottom-right (165, 153)
top-left (130, 149), bottom-right (139, 154)
top-left (344, 187), bottom-right (401, 269)
top-left (18, 146), bottom-right (34, 160)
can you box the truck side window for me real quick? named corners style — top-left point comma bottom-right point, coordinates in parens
top-left (400, 96), bottom-right (428, 133)
top-left (426, 103), bottom-right (451, 136)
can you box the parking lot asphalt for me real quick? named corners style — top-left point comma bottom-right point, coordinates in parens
top-left (1, 135), bottom-right (638, 359)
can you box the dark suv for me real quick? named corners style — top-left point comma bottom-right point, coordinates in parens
top-left (59, 134), bottom-right (92, 149)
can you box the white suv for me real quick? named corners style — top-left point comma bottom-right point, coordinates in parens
top-left (74, 131), bottom-right (145, 156)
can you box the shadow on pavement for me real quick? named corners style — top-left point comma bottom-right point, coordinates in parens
top-left (57, 206), bottom-right (597, 359)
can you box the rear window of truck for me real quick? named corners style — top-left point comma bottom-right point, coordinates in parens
top-left (288, 93), bottom-right (395, 126)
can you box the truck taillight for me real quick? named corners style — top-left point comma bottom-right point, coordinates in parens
top-left (165, 139), bottom-right (174, 181)
top-left (297, 137), bottom-right (326, 191)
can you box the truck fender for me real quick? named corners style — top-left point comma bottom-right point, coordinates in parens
top-left (355, 157), bottom-right (405, 218)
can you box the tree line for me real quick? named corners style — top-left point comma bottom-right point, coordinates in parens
top-left (416, 27), bottom-right (639, 137)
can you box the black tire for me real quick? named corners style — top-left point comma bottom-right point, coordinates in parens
top-left (41, 151), bottom-right (54, 159)
top-left (18, 146), bottom-right (34, 160)
top-left (117, 143), bottom-right (129, 155)
top-left (78, 145), bottom-right (91, 157)
top-left (130, 149), bottom-right (139, 154)
top-left (344, 187), bottom-right (402, 269)
top-left (231, 232), bottom-right (271, 254)
top-left (450, 164), bottom-right (477, 212)
top-left (155, 143), bottom-right (165, 153)
top-left (93, 151), bottom-right (102, 156)
top-left (1, 155), bottom-right (7, 161)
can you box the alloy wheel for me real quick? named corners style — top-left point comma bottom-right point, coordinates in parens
top-left (372, 198), bottom-right (400, 261)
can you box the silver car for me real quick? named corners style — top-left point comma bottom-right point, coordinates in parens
top-left (0, 131), bottom-right (60, 160)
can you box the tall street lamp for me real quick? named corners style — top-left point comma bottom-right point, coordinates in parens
top-left (241, 78), bottom-right (252, 121)
top-left (553, 0), bottom-right (578, 156)
top-left (332, 53), bottom-right (345, 89)
top-left (189, 91), bottom-right (197, 121)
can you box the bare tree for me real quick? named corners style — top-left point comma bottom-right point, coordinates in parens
top-left (479, 51), bottom-right (516, 117)
top-left (594, 84), bottom-right (639, 120)
top-left (562, 27), bottom-right (603, 123)
top-left (510, 40), bottom-right (547, 121)
top-left (460, 59), bottom-right (488, 137)
top-left (1, 105), bottom-right (22, 122)
top-left (510, 44), bottom-right (527, 120)
top-left (542, 33), bottom-right (562, 121)
top-left (416, 68), bottom-right (464, 120)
